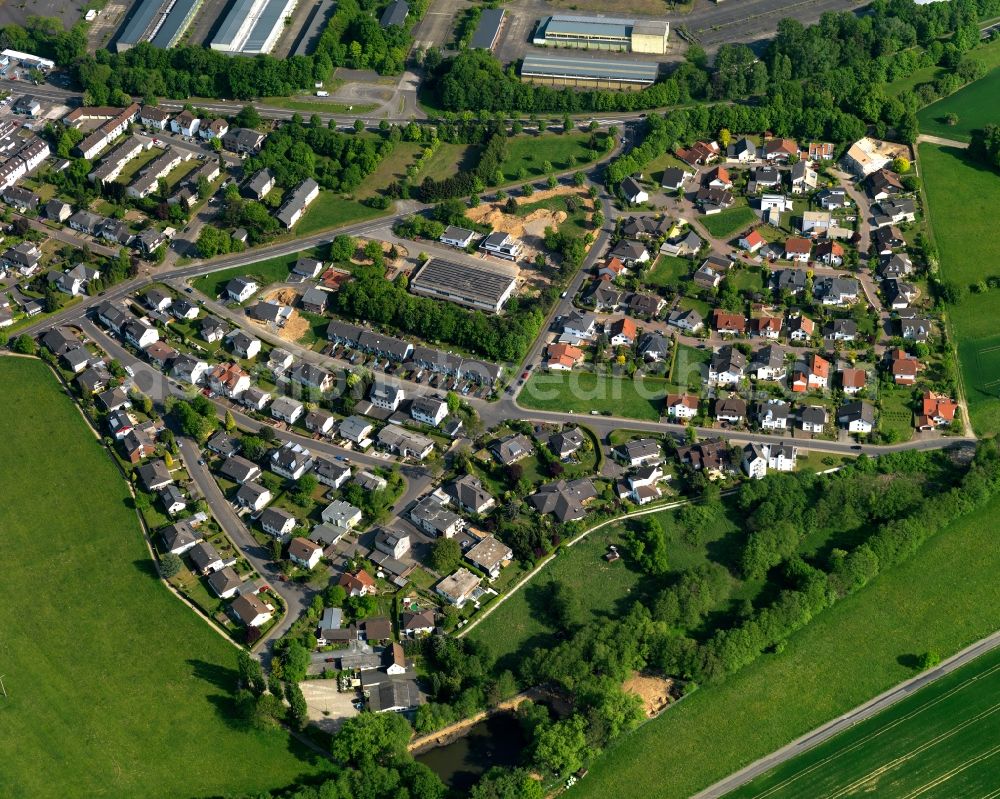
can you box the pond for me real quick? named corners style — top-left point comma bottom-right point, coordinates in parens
top-left (416, 712), bottom-right (528, 792)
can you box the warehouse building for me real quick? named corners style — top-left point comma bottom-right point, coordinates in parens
top-left (211, 0), bottom-right (298, 54)
top-left (115, 0), bottom-right (203, 52)
top-left (471, 8), bottom-right (505, 51)
top-left (521, 54), bottom-right (659, 90)
top-left (532, 14), bottom-right (668, 54)
top-left (409, 258), bottom-right (518, 314)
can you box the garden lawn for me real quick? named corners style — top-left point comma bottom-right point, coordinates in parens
top-left (917, 62), bottom-right (1000, 142)
top-left (571, 487), bottom-right (1000, 799)
top-left (501, 132), bottom-right (607, 180)
top-left (699, 206), bottom-right (758, 239)
top-left (646, 255), bottom-right (692, 288)
top-left (518, 371), bottom-right (667, 420)
top-left (879, 386), bottom-right (915, 442)
top-left (671, 343), bottom-right (711, 390)
top-left (727, 643), bottom-right (1000, 799)
top-left (0, 357), bottom-right (330, 799)
top-left (919, 143), bottom-right (1000, 434)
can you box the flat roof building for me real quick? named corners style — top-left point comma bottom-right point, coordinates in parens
top-left (533, 13), bottom-right (668, 54)
top-left (409, 257), bottom-right (518, 313)
top-left (115, 0), bottom-right (203, 52)
top-left (471, 8), bottom-right (505, 50)
top-left (521, 54), bottom-right (660, 90)
top-left (211, 0), bottom-right (297, 53)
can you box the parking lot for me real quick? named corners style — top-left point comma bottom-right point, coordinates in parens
top-left (299, 679), bottom-right (359, 733)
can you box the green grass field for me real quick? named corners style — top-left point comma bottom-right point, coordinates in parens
top-left (917, 64), bottom-right (1000, 142)
top-left (880, 386), bottom-right (915, 442)
top-left (0, 357), bottom-right (330, 799)
top-left (672, 343), bottom-right (712, 390)
top-left (919, 143), bottom-right (1000, 434)
top-left (886, 37), bottom-right (1000, 97)
top-left (699, 206), bottom-right (758, 239)
top-left (192, 251), bottom-right (308, 298)
top-left (415, 142), bottom-right (479, 182)
top-left (295, 192), bottom-right (384, 236)
top-left (501, 132), bottom-right (607, 180)
top-left (727, 644), bottom-right (1000, 799)
top-left (570, 488), bottom-right (1000, 799)
top-left (646, 255), bottom-right (692, 287)
top-left (518, 371), bottom-right (667, 420)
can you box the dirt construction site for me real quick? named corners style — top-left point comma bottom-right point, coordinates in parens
top-left (624, 672), bottom-right (675, 717)
top-left (465, 185), bottom-right (595, 266)
top-left (260, 288), bottom-right (312, 343)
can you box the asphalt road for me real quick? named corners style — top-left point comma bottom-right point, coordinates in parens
top-left (690, 628), bottom-right (1000, 799)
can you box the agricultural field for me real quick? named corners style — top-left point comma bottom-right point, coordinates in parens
top-left (917, 64), bottom-right (1000, 141)
top-left (919, 142), bottom-right (1000, 434)
top-left (886, 37), bottom-right (1000, 98)
top-left (518, 370), bottom-right (668, 420)
top-left (0, 358), bottom-right (330, 799)
top-left (699, 206), bottom-right (758, 239)
top-left (571, 485), bottom-right (1000, 799)
top-left (726, 643), bottom-right (1000, 799)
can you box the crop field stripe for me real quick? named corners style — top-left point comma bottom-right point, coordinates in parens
top-left (898, 742), bottom-right (1000, 799)
top-left (743, 660), bottom-right (1000, 799)
top-left (823, 703), bottom-right (1000, 799)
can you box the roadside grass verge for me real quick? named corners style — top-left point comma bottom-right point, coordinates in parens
top-left (0, 357), bottom-right (330, 799)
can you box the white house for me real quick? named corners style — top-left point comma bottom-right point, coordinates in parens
top-left (622, 176), bottom-right (649, 205)
top-left (288, 537), bottom-right (323, 569)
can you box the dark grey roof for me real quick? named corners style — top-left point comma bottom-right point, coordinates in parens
top-left (470, 7), bottom-right (504, 49)
top-left (380, 0), bottom-right (409, 27)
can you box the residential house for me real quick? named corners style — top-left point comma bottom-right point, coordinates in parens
top-left (137, 459), bottom-right (172, 492)
top-left (375, 528), bottom-right (411, 559)
top-left (742, 443), bottom-right (768, 479)
top-left (243, 168), bottom-right (275, 201)
top-left (755, 400), bottom-right (790, 430)
top-left (545, 342), bottom-right (585, 371)
top-left (189, 542), bottom-right (224, 575)
top-left (888, 348), bottom-right (919, 385)
top-left (676, 439), bottom-right (730, 473)
top-left (304, 409), bottom-right (335, 436)
top-left (235, 482), bottom-right (271, 512)
top-left (270, 441), bottom-right (314, 480)
top-left (608, 317), bottom-right (637, 347)
top-left (370, 381), bottom-right (405, 411)
top-left (401, 608), bottom-right (436, 636)
top-left (528, 478), bottom-right (598, 522)
top-left (340, 569), bottom-right (376, 597)
top-left (865, 168), bottom-right (904, 201)
top-left (787, 313), bottom-right (816, 341)
top-left (638, 331), bottom-right (669, 361)
top-left (208, 362), bottom-right (250, 399)
top-left (715, 396), bottom-right (747, 424)
top-left (728, 137), bottom-right (756, 162)
top-left (340, 415), bottom-right (374, 444)
top-left (200, 316), bottom-right (228, 343)
top-left (902, 316), bottom-right (932, 342)
top-left (695, 186), bottom-right (734, 213)
top-left (667, 308), bottom-right (704, 333)
top-left (800, 405), bottom-right (828, 433)
top-left (491, 433), bottom-right (534, 465)
top-left (376, 426), bottom-right (434, 460)
top-left (226, 329), bottom-right (261, 360)
top-left (224, 276), bottom-right (258, 303)
top-left (444, 474), bottom-right (496, 515)
top-left (693, 254), bottom-right (730, 288)
top-left (300, 286), bottom-right (329, 314)
top-left (773, 269), bottom-right (808, 295)
top-left (750, 345), bottom-right (787, 381)
top-left (223, 127), bottom-right (266, 155)
top-left (288, 362), bottom-right (333, 392)
top-left (739, 229), bottom-right (766, 253)
top-left (705, 166), bottom-right (732, 189)
top-left (466, 535), bottom-right (513, 581)
top-left (841, 367), bottom-right (867, 394)
top-left (790, 161), bottom-right (817, 194)
top-left (199, 118), bottom-right (229, 140)
top-left (801, 211), bottom-right (832, 234)
top-left (712, 309), bottom-right (746, 336)
top-left (615, 437), bottom-right (662, 467)
top-left (808, 142), bottom-right (835, 161)
top-left (814, 277), bottom-right (860, 306)
top-left (609, 239), bottom-right (650, 267)
top-left (313, 458), bottom-right (350, 490)
top-left (548, 427), bottom-right (586, 459)
top-left (260, 507), bottom-right (296, 537)
top-left (621, 176), bottom-right (648, 204)
top-left (764, 138), bottom-right (799, 162)
top-left (160, 519), bottom-right (201, 555)
top-left (814, 240), bottom-right (844, 266)
top-left (873, 227), bottom-right (905, 255)
top-left (561, 309), bottom-right (599, 341)
top-left (208, 567), bottom-right (243, 599)
top-left (220, 456), bottom-right (262, 485)
top-left (270, 396), bottom-right (305, 424)
top-left (817, 188), bottom-right (847, 210)
top-left (709, 345), bottom-right (747, 386)
top-left (410, 494), bottom-right (464, 538)
top-left (824, 318), bottom-right (857, 342)
top-left (784, 237), bottom-right (812, 262)
top-left (230, 594), bottom-right (272, 628)
top-left (750, 314), bottom-right (782, 340)
top-left (170, 109), bottom-right (200, 137)
top-left (171, 354), bottom-right (210, 385)
top-left (666, 393), bottom-right (699, 420)
top-left (916, 391), bottom-right (958, 430)
top-left (838, 400), bottom-right (875, 434)
top-left (661, 166), bottom-right (693, 190)
top-left (289, 537), bottom-right (323, 570)
top-left (436, 568), bottom-right (481, 608)
top-left (872, 198), bottom-right (917, 228)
